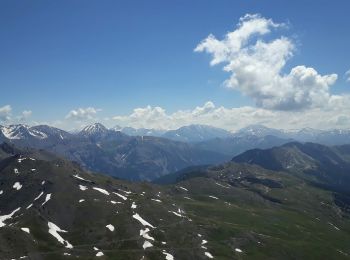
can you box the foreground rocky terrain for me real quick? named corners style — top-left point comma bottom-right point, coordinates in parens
top-left (0, 144), bottom-right (349, 259)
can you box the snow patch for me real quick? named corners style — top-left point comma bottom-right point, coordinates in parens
top-left (73, 174), bottom-right (90, 182)
top-left (178, 186), bottom-right (188, 191)
top-left (48, 221), bottom-right (73, 249)
top-left (29, 129), bottom-right (48, 139)
top-left (168, 211), bottom-right (182, 217)
top-left (42, 193), bottom-right (52, 206)
top-left (79, 185), bottom-right (88, 191)
top-left (168, 208), bottom-right (185, 217)
top-left (13, 182), bottom-right (22, 190)
top-left (34, 191), bottom-right (44, 201)
top-left (106, 224), bottom-right (115, 231)
top-left (113, 192), bottom-right (127, 200)
top-left (21, 227), bottom-right (30, 233)
top-left (18, 157), bottom-right (26, 163)
top-left (0, 207), bottom-right (21, 227)
top-left (140, 228), bottom-right (155, 241)
top-left (162, 251), bottom-right (174, 260)
top-left (142, 240), bottom-right (153, 249)
top-left (328, 222), bottom-right (340, 231)
top-left (205, 252), bottom-right (214, 258)
top-left (119, 189), bottom-right (132, 194)
top-left (93, 187), bottom-right (110, 195)
top-left (133, 213), bottom-right (155, 228)
top-left (215, 182), bottom-right (230, 188)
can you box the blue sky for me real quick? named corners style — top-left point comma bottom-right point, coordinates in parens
top-left (1, 0), bottom-right (350, 130)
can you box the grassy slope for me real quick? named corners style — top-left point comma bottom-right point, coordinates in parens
top-left (0, 155), bottom-right (349, 259)
top-left (165, 162), bottom-right (350, 259)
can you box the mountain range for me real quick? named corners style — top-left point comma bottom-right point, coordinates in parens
top-left (1, 123), bottom-right (350, 181)
top-left (232, 142), bottom-right (350, 195)
top-left (0, 124), bottom-right (229, 181)
top-left (113, 124), bottom-right (350, 145)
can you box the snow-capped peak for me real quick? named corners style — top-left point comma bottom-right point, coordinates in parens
top-left (0, 124), bottom-right (73, 140)
top-left (80, 123), bottom-right (108, 135)
top-left (0, 124), bottom-right (46, 140)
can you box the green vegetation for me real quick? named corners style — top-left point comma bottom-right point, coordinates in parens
top-left (0, 144), bottom-right (349, 259)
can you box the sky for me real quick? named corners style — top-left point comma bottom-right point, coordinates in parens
top-left (1, 0), bottom-right (350, 131)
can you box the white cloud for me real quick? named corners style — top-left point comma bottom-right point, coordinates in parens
top-left (0, 105), bottom-right (12, 122)
top-left (18, 110), bottom-right (32, 121)
top-left (0, 106), bottom-right (34, 125)
top-left (113, 105), bottom-right (171, 129)
top-left (195, 14), bottom-right (338, 111)
top-left (195, 14), bottom-right (284, 66)
top-left (65, 107), bottom-right (101, 121)
top-left (112, 99), bottom-right (350, 131)
top-left (192, 101), bottom-right (215, 117)
top-left (345, 69), bottom-right (350, 82)
top-left (22, 110), bottom-right (32, 118)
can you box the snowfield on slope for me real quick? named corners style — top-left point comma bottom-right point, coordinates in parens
top-left (48, 221), bottom-right (73, 249)
top-left (133, 213), bottom-right (155, 228)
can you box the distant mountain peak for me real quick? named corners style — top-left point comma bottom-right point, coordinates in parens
top-left (0, 124), bottom-right (49, 140)
top-left (179, 124), bottom-right (213, 129)
top-left (162, 124), bottom-right (232, 142)
top-left (236, 124), bottom-right (269, 133)
top-left (111, 126), bottom-right (166, 137)
top-left (81, 123), bottom-right (108, 135)
top-left (111, 125), bottom-right (122, 131)
top-left (234, 124), bottom-right (285, 138)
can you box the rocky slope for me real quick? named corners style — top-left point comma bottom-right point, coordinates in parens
top-left (1, 146), bottom-right (349, 259)
top-left (232, 142), bottom-right (350, 194)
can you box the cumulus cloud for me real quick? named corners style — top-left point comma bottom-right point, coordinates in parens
top-left (0, 105), bottom-right (12, 122)
top-left (192, 101), bottom-right (215, 117)
top-left (112, 99), bottom-right (350, 131)
top-left (345, 69), bottom-right (350, 82)
top-left (18, 110), bottom-right (32, 121)
top-left (65, 107), bottom-right (101, 121)
top-left (113, 105), bottom-right (170, 129)
top-left (0, 106), bottom-right (34, 125)
top-left (195, 14), bottom-right (338, 111)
